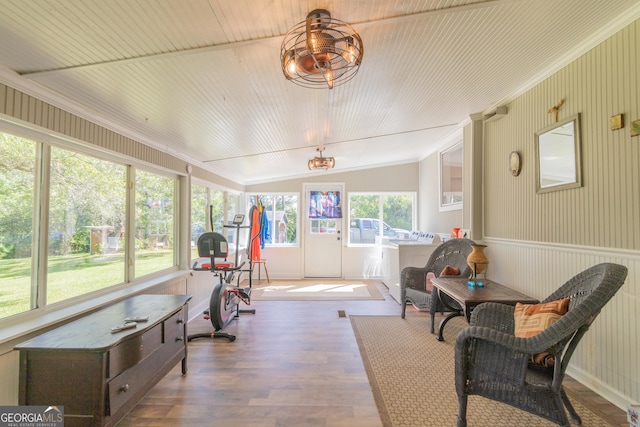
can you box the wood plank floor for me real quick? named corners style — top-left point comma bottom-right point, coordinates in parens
top-left (117, 281), bottom-right (628, 427)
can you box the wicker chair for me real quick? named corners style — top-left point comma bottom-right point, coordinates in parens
top-left (454, 262), bottom-right (628, 427)
top-left (400, 238), bottom-right (475, 332)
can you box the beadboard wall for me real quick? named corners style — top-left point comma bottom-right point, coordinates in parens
top-left (0, 83), bottom-right (185, 172)
top-left (480, 19), bottom-right (640, 408)
top-left (483, 21), bottom-right (639, 249)
top-left (0, 82), bottom-right (241, 190)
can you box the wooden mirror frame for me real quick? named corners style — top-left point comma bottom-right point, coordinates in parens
top-left (535, 113), bottom-right (582, 194)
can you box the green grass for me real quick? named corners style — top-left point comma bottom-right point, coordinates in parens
top-left (135, 251), bottom-right (176, 278)
top-left (1, 250), bottom-right (175, 319)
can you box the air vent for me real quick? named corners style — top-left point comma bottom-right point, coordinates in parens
top-left (484, 106), bottom-right (508, 122)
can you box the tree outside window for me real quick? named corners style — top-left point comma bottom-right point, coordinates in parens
top-left (135, 170), bottom-right (177, 278)
top-left (348, 193), bottom-right (415, 244)
top-left (47, 147), bottom-right (127, 305)
top-left (0, 133), bottom-right (36, 318)
top-left (0, 128), bottom-right (182, 321)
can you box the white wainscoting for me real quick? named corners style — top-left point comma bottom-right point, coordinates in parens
top-left (0, 351), bottom-right (19, 404)
top-left (484, 237), bottom-right (640, 409)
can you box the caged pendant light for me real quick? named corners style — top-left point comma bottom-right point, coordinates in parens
top-left (308, 147), bottom-right (335, 170)
top-left (281, 9), bottom-right (364, 89)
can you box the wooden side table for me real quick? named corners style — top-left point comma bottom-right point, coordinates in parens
top-left (430, 277), bottom-right (537, 341)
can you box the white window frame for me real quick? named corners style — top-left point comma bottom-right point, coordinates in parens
top-left (347, 192), bottom-right (416, 245)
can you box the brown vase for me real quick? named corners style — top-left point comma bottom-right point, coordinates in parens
top-left (467, 244), bottom-right (489, 275)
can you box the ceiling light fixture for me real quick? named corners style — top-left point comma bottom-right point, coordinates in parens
top-left (308, 147), bottom-right (335, 170)
top-left (281, 9), bottom-right (364, 89)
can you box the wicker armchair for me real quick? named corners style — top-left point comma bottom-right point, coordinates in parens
top-left (400, 238), bottom-right (475, 332)
top-left (454, 262), bottom-right (628, 427)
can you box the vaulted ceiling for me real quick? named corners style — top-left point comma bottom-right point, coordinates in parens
top-left (1, 0), bottom-right (638, 184)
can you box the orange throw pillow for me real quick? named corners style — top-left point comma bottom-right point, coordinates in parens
top-left (514, 298), bottom-right (570, 367)
top-left (440, 265), bottom-right (460, 277)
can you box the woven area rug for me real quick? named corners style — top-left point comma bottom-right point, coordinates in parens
top-left (250, 279), bottom-right (384, 301)
top-left (350, 315), bottom-right (614, 427)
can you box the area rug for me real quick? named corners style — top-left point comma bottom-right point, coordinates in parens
top-left (350, 315), bottom-right (614, 427)
top-left (250, 279), bottom-right (384, 301)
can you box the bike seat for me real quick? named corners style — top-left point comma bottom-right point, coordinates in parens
top-left (201, 263), bottom-right (234, 270)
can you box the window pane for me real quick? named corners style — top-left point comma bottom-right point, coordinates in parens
top-left (310, 219), bottom-right (337, 235)
top-left (226, 193), bottom-right (245, 246)
top-left (227, 194), bottom-right (238, 224)
top-left (135, 170), bottom-right (176, 277)
top-left (210, 190), bottom-right (225, 235)
top-left (47, 147), bottom-right (127, 305)
top-left (382, 195), bottom-right (413, 238)
top-left (191, 187), bottom-right (229, 255)
top-left (248, 194), bottom-right (298, 245)
top-left (349, 193), bottom-right (414, 243)
top-left (348, 194), bottom-right (380, 244)
top-left (0, 133), bottom-right (36, 319)
top-left (191, 184), bottom-right (207, 259)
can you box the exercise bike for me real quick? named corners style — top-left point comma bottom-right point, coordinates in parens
top-left (188, 213), bottom-right (255, 342)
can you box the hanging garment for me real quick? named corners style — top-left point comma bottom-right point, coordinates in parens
top-left (248, 205), bottom-right (261, 261)
top-left (259, 203), bottom-right (270, 249)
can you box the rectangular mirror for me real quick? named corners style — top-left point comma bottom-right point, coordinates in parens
top-left (439, 141), bottom-right (463, 211)
top-left (535, 113), bottom-right (582, 193)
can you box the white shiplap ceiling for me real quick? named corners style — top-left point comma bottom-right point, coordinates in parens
top-left (0, 0), bottom-right (639, 184)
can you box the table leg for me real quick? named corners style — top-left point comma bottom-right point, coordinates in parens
top-left (435, 288), bottom-right (464, 341)
top-left (437, 312), bottom-right (463, 341)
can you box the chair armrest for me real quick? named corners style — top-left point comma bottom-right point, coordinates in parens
top-left (469, 302), bottom-right (515, 333)
top-left (471, 302), bottom-right (577, 351)
top-left (454, 325), bottom-right (532, 394)
top-left (400, 266), bottom-right (428, 291)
